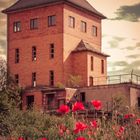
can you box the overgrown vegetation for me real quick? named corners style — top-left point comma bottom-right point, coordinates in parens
top-left (0, 58), bottom-right (140, 140)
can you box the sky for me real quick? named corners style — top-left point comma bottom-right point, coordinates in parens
top-left (0, 0), bottom-right (140, 75)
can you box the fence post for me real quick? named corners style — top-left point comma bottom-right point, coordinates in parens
top-left (131, 70), bottom-right (133, 83)
top-left (120, 75), bottom-right (121, 83)
top-left (137, 76), bottom-right (139, 84)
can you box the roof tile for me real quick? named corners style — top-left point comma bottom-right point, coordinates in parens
top-left (72, 40), bottom-right (109, 57)
top-left (2, 0), bottom-right (106, 18)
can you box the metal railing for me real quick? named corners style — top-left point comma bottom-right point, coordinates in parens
top-left (93, 74), bottom-right (140, 86)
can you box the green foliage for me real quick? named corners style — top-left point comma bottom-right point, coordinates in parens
top-left (56, 82), bottom-right (65, 88)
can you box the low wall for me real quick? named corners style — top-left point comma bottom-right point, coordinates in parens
top-left (78, 83), bottom-right (140, 110)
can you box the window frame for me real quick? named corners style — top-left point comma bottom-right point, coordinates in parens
top-left (15, 74), bottom-right (19, 84)
top-left (32, 46), bottom-right (37, 61)
top-left (91, 56), bottom-right (94, 71)
top-left (138, 97), bottom-right (140, 107)
top-left (32, 72), bottom-right (36, 87)
top-left (49, 70), bottom-right (54, 86)
top-left (15, 48), bottom-right (19, 63)
top-left (101, 59), bottom-right (105, 74)
top-left (81, 21), bottom-right (87, 33)
top-left (48, 15), bottom-right (56, 27)
top-left (26, 95), bottom-right (34, 109)
top-left (30, 18), bottom-right (38, 30)
top-left (13, 21), bottom-right (21, 32)
top-left (50, 43), bottom-right (54, 59)
top-left (92, 26), bottom-right (97, 36)
top-left (89, 76), bottom-right (94, 86)
top-left (68, 16), bottom-right (75, 28)
top-left (80, 92), bottom-right (86, 102)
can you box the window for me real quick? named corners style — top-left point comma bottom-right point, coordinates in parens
top-left (32, 46), bottom-right (37, 61)
top-left (68, 16), bottom-right (75, 28)
top-left (48, 15), bottom-right (56, 26)
top-left (91, 56), bottom-right (94, 71)
top-left (101, 60), bottom-right (105, 74)
top-left (30, 18), bottom-right (38, 29)
top-left (15, 48), bottom-right (19, 63)
top-left (50, 44), bottom-right (54, 59)
top-left (32, 72), bottom-right (36, 87)
top-left (27, 95), bottom-right (34, 109)
top-left (13, 21), bottom-right (21, 32)
top-left (15, 74), bottom-right (19, 84)
top-left (80, 92), bottom-right (86, 102)
top-left (92, 26), bottom-right (97, 36)
top-left (81, 21), bottom-right (87, 32)
top-left (89, 76), bottom-right (93, 86)
top-left (47, 94), bottom-right (55, 110)
top-left (138, 97), bottom-right (140, 107)
top-left (49, 70), bottom-right (54, 86)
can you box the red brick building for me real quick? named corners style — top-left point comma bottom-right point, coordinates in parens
top-left (2, 0), bottom-right (110, 110)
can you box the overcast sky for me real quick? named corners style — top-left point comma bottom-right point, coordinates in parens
top-left (0, 0), bottom-right (140, 75)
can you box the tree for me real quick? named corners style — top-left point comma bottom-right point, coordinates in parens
top-left (0, 58), bottom-right (7, 90)
top-left (0, 57), bottom-right (22, 137)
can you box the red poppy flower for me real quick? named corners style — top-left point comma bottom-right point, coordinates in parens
top-left (74, 122), bottom-right (87, 134)
top-left (90, 120), bottom-right (98, 128)
top-left (18, 137), bottom-right (24, 140)
top-left (57, 105), bottom-right (70, 114)
top-left (41, 138), bottom-right (48, 140)
top-left (124, 113), bottom-right (135, 119)
top-left (91, 100), bottom-right (102, 110)
top-left (59, 124), bottom-right (67, 132)
top-left (72, 102), bottom-right (85, 112)
top-left (116, 126), bottom-right (125, 137)
top-left (135, 119), bottom-right (140, 124)
top-left (59, 129), bottom-right (64, 136)
top-left (76, 137), bottom-right (86, 140)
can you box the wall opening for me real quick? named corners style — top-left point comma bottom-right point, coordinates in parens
top-left (26, 95), bottom-right (34, 109)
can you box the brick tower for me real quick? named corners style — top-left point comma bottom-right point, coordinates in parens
top-left (2, 0), bottom-right (109, 110)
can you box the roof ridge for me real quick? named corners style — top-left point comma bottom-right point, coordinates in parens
top-left (2, 0), bottom-right (106, 19)
top-left (73, 40), bottom-right (109, 57)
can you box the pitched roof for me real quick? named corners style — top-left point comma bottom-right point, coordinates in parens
top-left (72, 40), bottom-right (109, 57)
top-left (2, 0), bottom-right (106, 19)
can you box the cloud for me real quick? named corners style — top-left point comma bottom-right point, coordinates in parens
top-left (102, 34), bottom-right (108, 38)
top-left (0, 0), bottom-right (17, 58)
top-left (122, 46), bottom-right (135, 50)
top-left (126, 54), bottom-right (140, 59)
top-left (0, 39), bottom-right (7, 55)
top-left (108, 36), bottom-right (125, 48)
top-left (113, 61), bottom-right (128, 67)
top-left (110, 2), bottom-right (140, 22)
top-left (0, 40), bottom-right (6, 47)
top-left (121, 42), bottom-right (140, 50)
top-left (0, 31), bottom-right (6, 36)
top-left (0, 0), bottom-right (16, 9)
top-left (0, 46), bottom-right (6, 55)
top-left (113, 36), bottom-right (125, 42)
top-left (108, 40), bottom-right (119, 48)
top-left (130, 60), bottom-right (140, 68)
top-left (136, 42), bottom-right (140, 47)
top-left (108, 60), bottom-right (140, 75)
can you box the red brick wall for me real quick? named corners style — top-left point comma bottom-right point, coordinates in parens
top-left (62, 4), bottom-right (106, 86)
top-left (80, 84), bottom-right (131, 110)
top-left (63, 4), bottom-right (102, 49)
top-left (22, 90), bottom-right (43, 110)
top-left (72, 52), bottom-right (88, 86)
top-left (8, 2), bottom-right (106, 88)
top-left (71, 51), bottom-right (107, 86)
top-left (87, 52), bottom-right (107, 86)
top-left (8, 4), bottom-right (64, 87)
